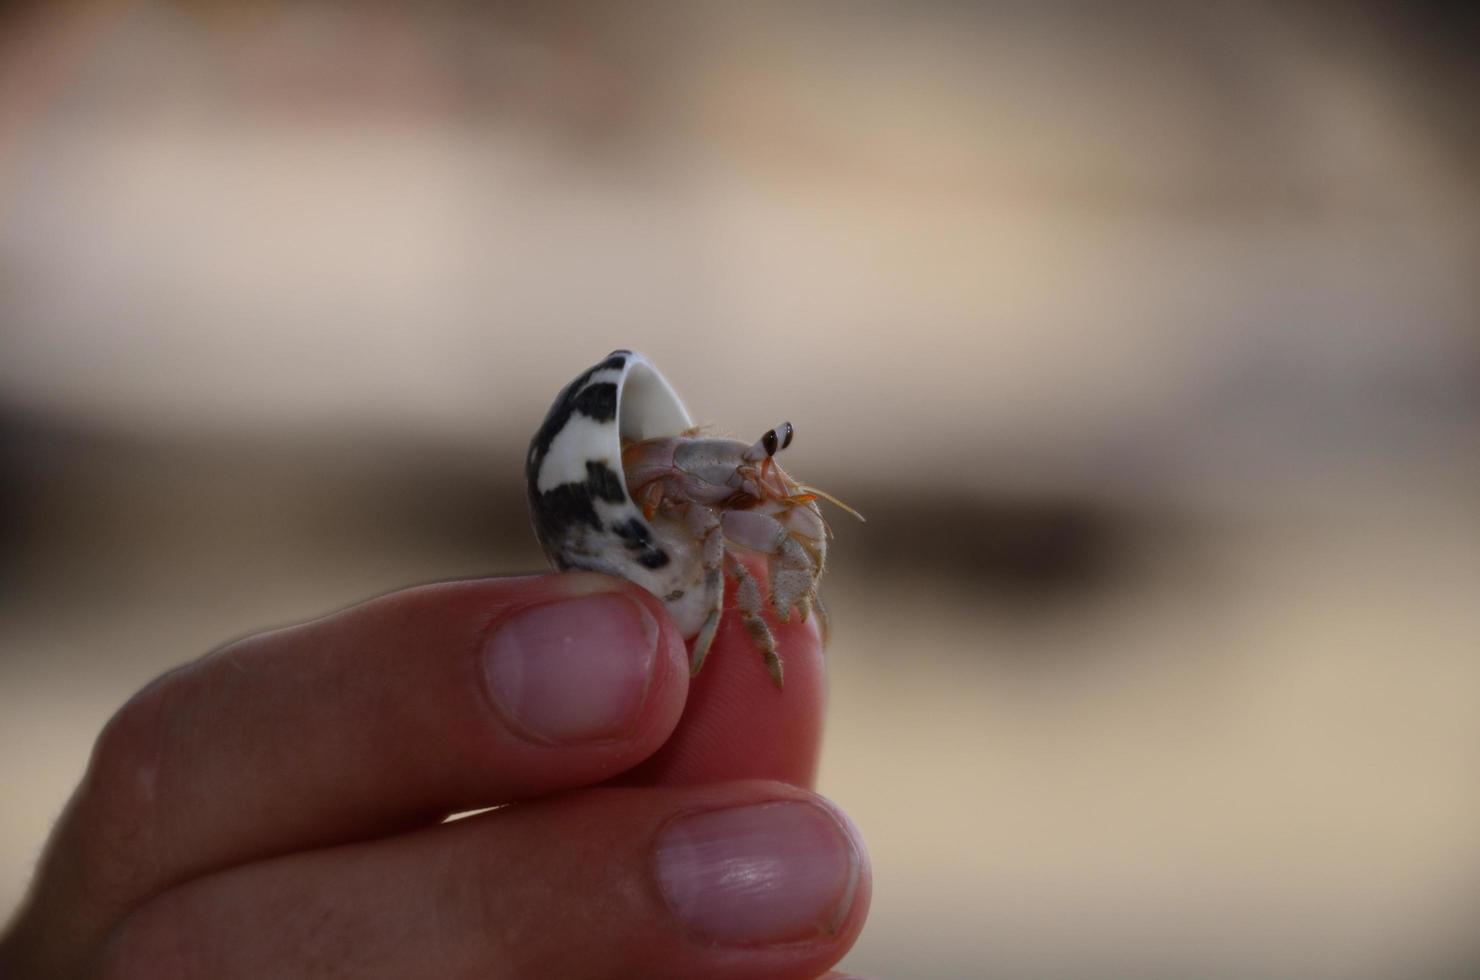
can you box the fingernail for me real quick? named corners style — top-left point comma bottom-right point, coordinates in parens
top-left (483, 591), bottom-right (658, 743)
top-left (655, 800), bottom-right (862, 945)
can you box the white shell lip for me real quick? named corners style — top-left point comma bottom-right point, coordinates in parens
top-left (615, 352), bottom-right (692, 443)
top-left (526, 349), bottom-right (694, 578)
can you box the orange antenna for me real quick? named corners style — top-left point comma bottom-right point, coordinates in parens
top-left (799, 484), bottom-right (866, 523)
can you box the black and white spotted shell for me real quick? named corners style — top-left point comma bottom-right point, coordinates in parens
top-left (526, 350), bottom-right (704, 625)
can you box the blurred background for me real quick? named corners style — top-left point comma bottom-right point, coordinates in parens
top-left (3, 2), bottom-right (1479, 976)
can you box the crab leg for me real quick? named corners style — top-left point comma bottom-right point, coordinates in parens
top-left (727, 551), bottom-right (783, 688)
top-left (721, 509), bottom-right (818, 622)
top-left (685, 503), bottom-right (726, 676)
top-left (780, 505), bottom-right (828, 567)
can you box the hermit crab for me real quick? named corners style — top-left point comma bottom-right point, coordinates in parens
top-left (526, 350), bottom-right (859, 688)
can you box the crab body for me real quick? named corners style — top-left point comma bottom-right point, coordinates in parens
top-left (620, 428), bottom-right (829, 684)
top-left (526, 350), bottom-right (846, 688)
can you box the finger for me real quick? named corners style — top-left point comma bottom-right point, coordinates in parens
top-left (629, 552), bottom-right (826, 788)
top-left (97, 781), bottom-right (872, 980)
top-left (4, 573), bottom-right (689, 978)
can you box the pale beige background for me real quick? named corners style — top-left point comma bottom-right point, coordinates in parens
top-left (3, 4), bottom-right (1479, 977)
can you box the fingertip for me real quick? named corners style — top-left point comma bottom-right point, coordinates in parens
top-left (652, 792), bottom-right (868, 949)
top-left (623, 555), bottom-right (827, 789)
top-left (467, 572), bottom-right (691, 755)
top-left (816, 792), bottom-right (873, 950)
top-left (546, 572), bottom-right (691, 680)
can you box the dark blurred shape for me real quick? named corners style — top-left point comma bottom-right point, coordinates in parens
top-left (0, 410), bottom-right (36, 588)
top-left (847, 491), bottom-right (1150, 607)
top-left (1382, 2), bottom-right (1480, 159)
top-left (0, 408), bottom-right (1160, 613)
top-left (0, 410), bottom-right (544, 616)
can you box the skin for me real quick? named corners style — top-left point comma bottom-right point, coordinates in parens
top-left (0, 562), bottom-right (872, 979)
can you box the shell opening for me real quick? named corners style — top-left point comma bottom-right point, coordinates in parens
top-left (619, 355), bottom-right (692, 443)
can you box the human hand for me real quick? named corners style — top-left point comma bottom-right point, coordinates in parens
top-left (0, 570), bottom-right (871, 978)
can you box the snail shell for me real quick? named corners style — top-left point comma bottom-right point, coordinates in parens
top-left (525, 349), bottom-right (706, 630)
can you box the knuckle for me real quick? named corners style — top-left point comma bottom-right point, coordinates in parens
top-left (85, 681), bottom-right (170, 825)
top-left (71, 673), bottom-right (179, 908)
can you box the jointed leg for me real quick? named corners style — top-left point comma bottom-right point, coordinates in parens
top-left (719, 509), bottom-right (818, 623)
top-left (686, 506), bottom-right (726, 676)
top-left (727, 552), bottom-right (783, 688)
top-left (811, 592), bottom-right (831, 648)
top-left (768, 535), bottom-right (817, 623)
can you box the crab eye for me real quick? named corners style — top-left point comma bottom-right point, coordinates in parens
top-left (778, 421), bottom-right (794, 450)
top-left (762, 429), bottom-right (778, 456)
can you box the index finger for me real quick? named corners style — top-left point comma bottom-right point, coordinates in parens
top-left (628, 553), bottom-right (827, 788)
